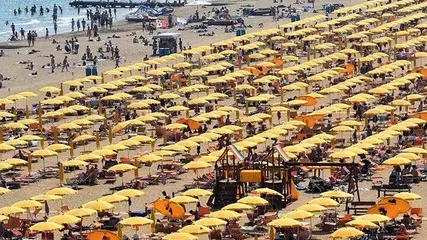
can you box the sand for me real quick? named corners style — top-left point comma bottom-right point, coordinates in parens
top-left (0, 0), bottom-right (425, 239)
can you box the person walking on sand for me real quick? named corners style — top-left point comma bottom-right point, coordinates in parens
top-left (50, 55), bottom-right (55, 73)
top-left (45, 28), bottom-right (49, 41)
top-left (82, 18), bottom-right (86, 31)
top-left (62, 56), bottom-right (68, 72)
top-left (54, 22), bottom-right (57, 35)
top-left (11, 23), bottom-right (15, 35)
top-left (77, 19), bottom-right (81, 32)
top-left (71, 18), bottom-right (75, 31)
top-left (20, 28), bottom-right (25, 40)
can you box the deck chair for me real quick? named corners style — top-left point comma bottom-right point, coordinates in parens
top-left (32, 208), bottom-right (42, 219)
top-left (411, 208), bottom-right (423, 227)
top-left (61, 205), bottom-right (70, 213)
top-left (198, 206), bottom-right (210, 218)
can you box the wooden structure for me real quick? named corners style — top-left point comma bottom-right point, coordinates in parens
top-left (211, 146), bottom-right (286, 209)
top-left (211, 144), bottom-right (362, 211)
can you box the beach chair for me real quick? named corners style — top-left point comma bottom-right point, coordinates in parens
top-left (410, 208), bottom-right (423, 226)
top-left (198, 206), bottom-right (210, 217)
top-left (61, 205), bottom-right (70, 213)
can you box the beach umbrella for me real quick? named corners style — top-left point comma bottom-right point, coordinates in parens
top-left (62, 160), bottom-right (88, 167)
top-left (252, 188), bottom-right (283, 197)
top-left (308, 198), bottom-right (339, 207)
top-left (65, 208), bottom-right (97, 218)
top-left (297, 204), bottom-right (327, 213)
top-left (162, 144), bottom-right (188, 152)
top-left (393, 192), bottom-right (422, 200)
top-left (356, 214), bottom-right (391, 223)
top-left (238, 196), bottom-right (269, 206)
top-left (182, 189), bottom-right (212, 197)
top-left (346, 219), bottom-right (379, 229)
top-left (179, 224), bottom-right (211, 235)
top-left (29, 222), bottom-right (63, 232)
top-left (82, 200), bottom-right (114, 212)
top-left (194, 217), bottom-right (227, 227)
top-left (4, 140), bottom-right (28, 147)
top-left (119, 217), bottom-right (153, 227)
top-left (47, 214), bottom-right (81, 225)
top-left (222, 203), bottom-right (254, 211)
top-left (0, 162), bottom-right (12, 171)
top-left (108, 163), bottom-right (137, 185)
top-left (170, 196), bottom-right (199, 204)
top-left (377, 197), bottom-right (411, 213)
top-left (330, 150), bottom-right (357, 159)
top-left (46, 144), bottom-right (71, 152)
top-left (402, 147), bottom-right (427, 154)
top-left (209, 210), bottom-right (241, 220)
top-left (115, 189), bottom-right (145, 198)
top-left (163, 232), bottom-right (197, 240)
top-left (30, 194), bottom-right (62, 202)
top-left (46, 187), bottom-right (77, 196)
top-left (183, 161), bottom-right (211, 170)
top-left (0, 215), bottom-right (8, 223)
top-left (98, 195), bottom-right (128, 204)
top-left (57, 123), bottom-right (81, 131)
top-left (3, 123), bottom-right (28, 130)
top-left (382, 157), bottom-right (412, 166)
top-left (75, 154), bottom-right (103, 162)
top-left (0, 206), bottom-right (26, 215)
top-left (0, 187), bottom-right (10, 195)
top-left (92, 149), bottom-right (116, 156)
top-left (40, 86), bottom-right (61, 93)
top-left (282, 210), bottom-right (314, 220)
top-left (321, 190), bottom-right (353, 199)
top-left (331, 227), bottom-right (364, 239)
top-left (12, 200), bottom-right (43, 209)
top-left (395, 153), bottom-right (420, 161)
top-left (267, 218), bottom-right (302, 228)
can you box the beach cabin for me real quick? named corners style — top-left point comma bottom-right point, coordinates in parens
top-left (153, 33), bottom-right (181, 56)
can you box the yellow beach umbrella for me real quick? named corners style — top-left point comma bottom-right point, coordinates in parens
top-left (238, 196), bottom-right (269, 206)
top-left (30, 194), bottom-right (62, 202)
top-left (170, 196), bottom-right (199, 204)
top-left (119, 217), bottom-right (153, 227)
top-left (0, 206), bottom-right (26, 215)
top-left (12, 200), bottom-right (43, 209)
top-left (252, 188), bottom-right (283, 197)
top-left (282, 210), bottom-right (314, 220)
top-left (346, 219), bottom-right (379, 229)
top-left (108, 163), bottom-right (136, 173)
top-left (297, 204), bottom-right (327, 213)
top-left (182, 189), bottom-right (212, 197)
top-left (115, 189), bottom-right (145, 198)
top-left (65, 208), bottom-right (97, 218)
top-left (48, 214), bottom-right (81, 225)
top-left (98, 194), bottom-right (128, 204)
top-left (46, 187), bottom-right (77, 196)
top-left (209, 210), bottom-right (241, 220)
top-left (62, 160), bottom-right (88, 167)
top-left (82, 200), bottom-right (114, 212)
top-left (162, 232), bottom-right (197, 240)
top-left (393, 192), bottom-right (422, 200)
top-left (222, 203), bottom-right (254, 211)
top-left (308, 197), bottom-right (339, 207)
top-left (268, 218), bottom-right (302, 228)
top-left (29, 222), bottom-right (64, 232)
top-left (194, 217), bottom-right (227, 227)
top-left (331, 227), bottom-right (364, 239)
top-left (178, 224), bottom-right (211, 235)
top-left (321, 190), bottom-right (352, 199)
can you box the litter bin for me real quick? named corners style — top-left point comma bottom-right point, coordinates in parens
top-left (159, 48), bottom-right (171, 56)
top-left (236, 28), bottom-right (246, 36)
top-left (91, 66), bottom-right (98, 75)
top-left (85, 66), bottom-right (92, 76)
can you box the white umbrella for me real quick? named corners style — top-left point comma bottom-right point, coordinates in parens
top-left (185, 0), bottom-right (212, 12)
top-left (185, 0), bottom-right (212, 6)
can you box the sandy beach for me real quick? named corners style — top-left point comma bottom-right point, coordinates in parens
top-left (0, 0), bottom-right (425, 239)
